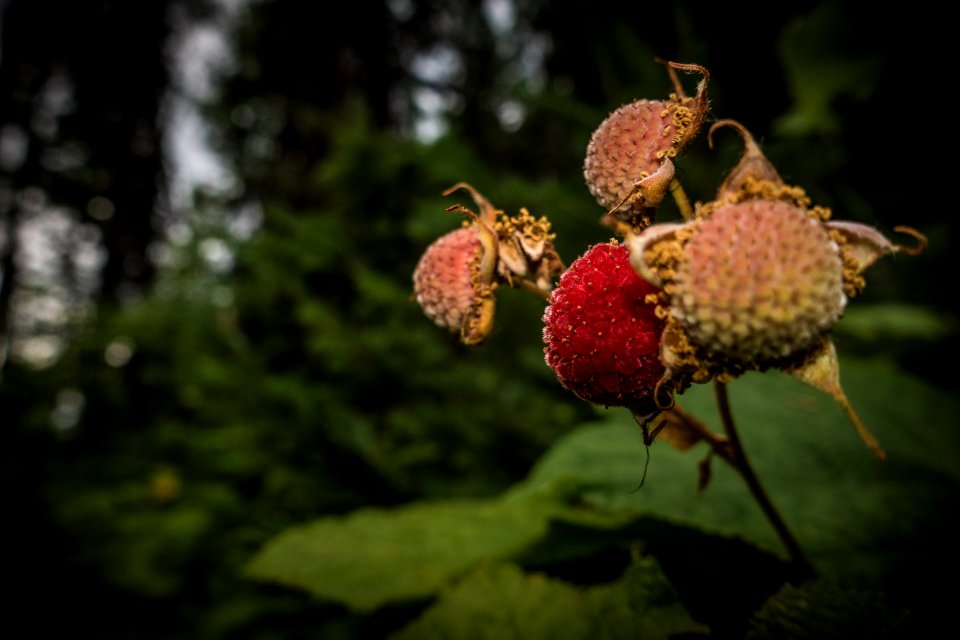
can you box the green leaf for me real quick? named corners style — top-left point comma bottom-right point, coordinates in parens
top-left (244, 499), bottom-right (551, 611)
top-left (834, 302), bottom-right (957, 342)
top-left (392, 558), bottom-right (706, 640)
top-left (245, 357), bottom-right (960, 617)
top-left (745, 578), bottom-right (908, 639)
top-left (510, 357), bottom-right (960, 584)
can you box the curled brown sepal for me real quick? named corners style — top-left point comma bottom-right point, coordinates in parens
top-left (788, 339), bottom-right (887, 460)
top-left (443, 182), bottom-right (499, 226)
top-left (604, 158), bottom-right (676, 233)
top-left (658, 60), bottom-right (711, 134)
top-left (708, 119), bottom-right (784, 200)
top-left (826, 222), bottom-right (927, 277)
top-left (626, 221), bottom-right (688, 286)
top-left (445, 183), bottom-right (565, 303)
top-left (494, 208), bottom-right (565, 300)
top-left (657, 61), bottom-right (711, 166)
top-left (652, 404), bottom-right (733, 459)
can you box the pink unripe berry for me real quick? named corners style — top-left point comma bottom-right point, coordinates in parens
top-left (413, 227), bottom-right (487, 335)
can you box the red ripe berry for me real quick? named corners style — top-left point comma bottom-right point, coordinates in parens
top-left (543, 243), bottom-right (665, 409)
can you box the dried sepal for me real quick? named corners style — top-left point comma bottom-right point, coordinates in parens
top-left (602, 158), bottom-right (676, 232)
top-left (456, 205), bottom-right (499, 346)
top-left (827, 221), bottom-right (928, 275)
top-left (443, 182), bottom-right (498, 226)
top-left (462, 293), bottom-right (496, 345)
top-left (788, 339), bottom-right (886, 460)
top-left (442, 183), bottom-right (564, 299)
top-left (495, 207), bottom-right (565, 298)
top-left (649, 403), bottom-right (731, 454)
top-left (651, 412), bottom-right (701, 451)
top-left (708, 119), bottom-right (783, 199)
top-left (626, 221), bottom-right (689, 287)
top-left (659, 61), bottom-right (711, 153)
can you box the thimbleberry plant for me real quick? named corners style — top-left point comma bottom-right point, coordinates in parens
top-left (412, 61), bottom-right (925, 574)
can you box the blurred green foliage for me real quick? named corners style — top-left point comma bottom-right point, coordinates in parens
top-left (246, 360), bottom-right (960, 636)
top-left (393, 560), bottom-right (706, 640)
top-left (5, 107), bottom-right (596, 637)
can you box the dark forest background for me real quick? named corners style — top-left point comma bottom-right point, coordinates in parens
top-left (3, 1), bottom-right (957, 638)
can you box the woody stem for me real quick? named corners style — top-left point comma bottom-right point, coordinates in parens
top-left (714, 380), bottom-right (815, 579)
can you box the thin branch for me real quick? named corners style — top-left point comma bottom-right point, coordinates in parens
top-left (714, 380), bottom-right (815, 580)
top-left (669, 178), bottom-right (694, 221)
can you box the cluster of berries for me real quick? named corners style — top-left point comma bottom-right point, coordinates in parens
top-left (413, 62), bottom-right (923, 457)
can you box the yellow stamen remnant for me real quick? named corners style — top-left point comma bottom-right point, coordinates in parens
top-left (697, 177), bottom-right (816, 219)
top-left (657, 99), bottom-right (695, 158)
top-left (828, 228), bottom-right (868, 297)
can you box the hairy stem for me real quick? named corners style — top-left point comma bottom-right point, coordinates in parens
top-left (669, 178), bottom-right (694, 221)
top-left (714, 380), bottom-right (815, 579)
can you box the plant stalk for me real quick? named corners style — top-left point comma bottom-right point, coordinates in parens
top-left (669, 178), bottom-right (694, 221)
top-left (713, 380), bottom-right (815, 580)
